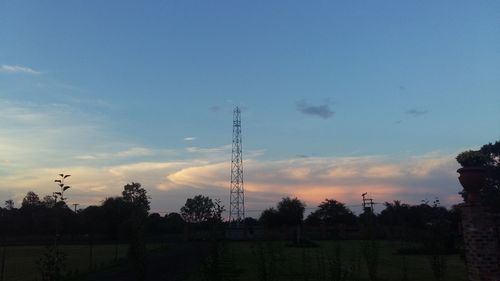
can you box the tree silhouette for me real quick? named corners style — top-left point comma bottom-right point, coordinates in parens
top-left (259, 208), bottom-right (280, 227)
top-left (276, 197), bottom-right (306, 243)
top-left (276, 197), bottom-right (305, 226)
top-left (42, 195), bottom-right (56, 208)
top-left (4, 200), bottom-right (14, 210)
top-left (479, 141), bottom-right (500, 212)
top-left (21, 191), bottom-right (41, 209)
top-left (307, 199), bottom-right (357, 226)
top-left (164, 212), bottom-right (185, 233)
top-left (209, 199), bottom-right (225, 224)
top-left (101, 197), bottom-right (133, 239)
top-left (121, 182), bottom-right (150, 279)
top-left (122, 182), bottom-right (150, 214)
top-left (180, 195), bottom-right (218, 224)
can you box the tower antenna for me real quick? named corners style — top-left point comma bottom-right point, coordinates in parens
top-left (362, 192), bottom-right (374, 213)
top-left (229, 106), bottom-right (245, 222)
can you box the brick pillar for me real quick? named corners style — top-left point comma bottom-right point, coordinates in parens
top-left (458, 167), bottom-right (500, 281)
top-left (461, 203), bottom-right (500, 281)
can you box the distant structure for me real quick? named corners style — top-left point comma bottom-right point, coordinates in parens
top-left (362, 192), bottom-right (374, 213)
top-left (229, 106), bottom-right (245, 222)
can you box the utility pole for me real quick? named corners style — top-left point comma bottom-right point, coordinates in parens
top-left (72, 203), bottom-right (79, 212)
top-left (229, 106), bottom-right (245, 223)
top-left (362, 192), bottom-right (374, 213)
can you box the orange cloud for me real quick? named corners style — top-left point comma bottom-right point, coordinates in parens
top-left (292, 184), bottom-right (406, 205)
top-left (151, 153), bottom-right (462, 209)
top-left (0, 150), bottom-right (464, 213)
top-left (165, 162), bottom-right (229, 189)
top-left (365, 165), bottom-right (403, 178)
top-left (325, 167), bottom-right (359, 178)
top-left (284, 167), bottom-right (311, 180)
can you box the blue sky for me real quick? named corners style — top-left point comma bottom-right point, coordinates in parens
top-left (1, 1), bottom-right (499, 215)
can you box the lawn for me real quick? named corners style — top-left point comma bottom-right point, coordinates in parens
top-left (0, 243), bottom-right (162, 281)
top-left (190, 240), bottom-right (467, 281)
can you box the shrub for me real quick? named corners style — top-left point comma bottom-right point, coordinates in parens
top-left (456, 150), bottom-right (489, 167)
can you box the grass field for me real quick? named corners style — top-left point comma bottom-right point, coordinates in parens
top-left (190, 240), bottom-right (467, 281)
top-left (0, 243), bottom-right (162, 281)
top-left (1, 240), bottom-right (467, 281)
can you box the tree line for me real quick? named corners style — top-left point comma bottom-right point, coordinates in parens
top-left (0, 189), bottom-right (461, 242)
top-left (0, 183), bottom-right (227, 240)
top-left (0, 140), bottom-right (497, 243)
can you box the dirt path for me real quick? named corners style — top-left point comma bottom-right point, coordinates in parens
top-left (82, 242), bottom-right (209, 281)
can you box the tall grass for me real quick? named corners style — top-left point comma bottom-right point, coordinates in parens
top-left (252, 241), bottom-right (282, 281)
top-left (361, 240), bottom-right (380, 281)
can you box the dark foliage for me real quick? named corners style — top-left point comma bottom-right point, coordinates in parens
top-left (259, 208), bottom-right (281, 228)
top-left (306, 199), bottom-right (357, 226)
top-left (479, 141), bottom-right (500, 212)
top-left (0, 181), bottom-right (188, 241)
top-left (457, 141), bottom-right (500, 212)
top-left (122, 182), bottom-right (151, 214)
top-left (164, 212), bottom-right (186, 233)
top-left (53, 174), bottom-right (71, 203)
top-left (181, 195), bottom-right (224, 225)
top-left (378, 199), bottom-right (459, 248)
top-left (258, 197), bottom-right (307, 228)
top-left (22, 191), bottom-right (41, 209)
top-left (277, 197), bottom-right (306, 226)
top-left (4, 199), bottom-right (14, 210)
top-left (36, 243), bottom-right (67, 281)
top-left (243, 217), bottom-right (258, 226)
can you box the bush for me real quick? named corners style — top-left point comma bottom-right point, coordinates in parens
top-left (36, 244), bottom-right (67, 281)
top-left (456, 150), bottom-right (489, 167)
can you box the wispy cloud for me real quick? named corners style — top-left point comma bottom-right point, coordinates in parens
top-left (1, 64), bottom-right (41, 74)
top-left (76, 147), bottom-right (154, 160)
top-left (186, 144), bottom-right (232, 154)
top-left (152, 152), bottom-right (462, 210)
top-left (0, 148), bottom-right (464, 214)
top-left (184, 137), bottom-right (196, 141)
top-left (296, 100), bottom-right (335, 119)
top-left (209, 106), bottom-right (221, 112)
top-left (406, 108), bottom-right (429, 117)
top-left (0, 99), bottom-right (463, 214)
top-left (115, 147), bottom-right (153, 157)
top-left (0, 100), bottom-right (108, 167)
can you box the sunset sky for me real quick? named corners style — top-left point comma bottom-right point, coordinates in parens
top-left (1, 1), bottom-right (499, 216)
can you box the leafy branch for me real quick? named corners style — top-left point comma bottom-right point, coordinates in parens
top-left (54, 174), bottom-right (71, 202)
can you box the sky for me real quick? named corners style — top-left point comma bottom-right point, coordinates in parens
top-left (1, 1), bottom-right (499, 216)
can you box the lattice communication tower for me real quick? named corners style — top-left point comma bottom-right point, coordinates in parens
top-left (229, 106), bottom-right (245, 222)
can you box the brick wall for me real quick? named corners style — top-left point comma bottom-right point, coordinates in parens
top-left (461, 203), bottom-right (500, 281)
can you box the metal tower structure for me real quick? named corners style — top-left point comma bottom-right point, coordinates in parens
top-left (362, 192), bottom-right (374, 213)
top-left (229, 106), bottom-right (245, 222)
